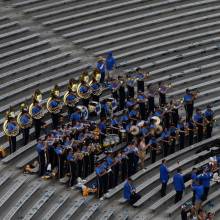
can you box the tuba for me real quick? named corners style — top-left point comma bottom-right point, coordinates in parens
top-left (77, 72), bottom-right (91, 99)
top-left (63, 79), bottom-right (79, 107)
top-left (17, 104), bottom-right (33, 129)
top-left (3, 111), bottom-right (19, 137)
top-left (89, 69), bottom-right (104, 96)
top-left (29, 89), bottom-right (45, 120)
top-left (47, 85), bottom-right (62, 114)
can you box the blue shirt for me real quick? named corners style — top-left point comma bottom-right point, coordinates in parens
top-left (123, 181), bottom-right (135, 201)
top-left (111, 119), bottom-right (118, 126)
top-left (99, 122), bottom-right (106, 133)
top-left (192, 185), bottom-right (204, 201)
top-left (204, 110), bottom-right (214, 119)
top-left (106, 52), bottom-right (116, 71)
top-left (70, 112), bottom-right (81, 121)
top-left (184, 94), bottom-right (192, 102)
top-left (191, 172), bottom-right (198, 187)
top-left (66, 94), bottom-right (76, 102)
top-left (194, 113), bottom-right (203, 123)
top-left (173, 173), bottom-right (185, 191)
top-left (160, 164), bottom-right (169, 183)
top-left (106, 156), bottom-right (113, 167)
top-left (120, 115), bottom-right (129, 123)
top-left (54, 146), bottom-right (63, 155)
top-left (161, 130), bottom-right (170, 139)
top-left (149, 138), bottom-right (157, 145)
top-left (95, 166), bottom-right (102, 175)
top-left (199, 172), bottom-right (213, 187)
top-left (97, 62), bottom-right (105, 75)
top-left (129, 110), bottom-right (137, 118)
top-left (67, 153), bottom-right (74, 161)
top-left (36, 143), bottom-right (44, 154)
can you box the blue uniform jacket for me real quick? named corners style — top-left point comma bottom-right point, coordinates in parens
top-left (173, 173), bottom-right (185, 191)
top-left (123, 181), bottom-right (135, 201)
top-left (160, 164), bottom-right (169, 183)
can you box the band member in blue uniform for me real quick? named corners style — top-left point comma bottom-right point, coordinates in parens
top-left (118, 76), bottom-right (126, 110)
top-left (32, 99), bottom-right (43, 139)
top-left (67, 148), bottom-right (77, 187)
top-left (148, 136), bottom-right (158, 163)
top-left (193, 108), bottom-right (204, 142)
top-left (183, 89), bottom-right (195, 122)
top-left (121, 151), bottom-right (129, 181)
top-left (127, 72), bottom-right (135, 98)
top-left (177, 119), bottom-right (186, 150)
top-left (137, 91), bottom-right (146, 120)
top-left (160, 128), bottom-right (170, 157)
top-left (169, 124), bottom-right (177, 154)
top-left (187, 119), bottom-right (195, 146)
top-left (36, 138), bottom-right (46, 176)
top-left (173, 167), bottom-right (185, 203)
top-left (99, 118), bottom-right (107, 146)
top-left (19, 104), bottom-right (31, 146)
top-left (6, 112), bottom-right (18, 153)
top-left (160, 159), bottom-right (169, 197)
top-left (96, 57), bottom-right (106, 83)
top-left (106, 51), bottom-right (116, 79)
top-left (136, 67), bottom-right (145, 92)
top-left (204, 105), bottom-right (214, 138)
top-left (158, 82), bottom-right (169, 106)
top-left (49, 87), bottom-right (61, 130)
top-left (147, 84), bottom-right (156, 113)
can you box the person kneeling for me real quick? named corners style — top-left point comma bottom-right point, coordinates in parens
top-left (123, 178), bottom-right (141, 205)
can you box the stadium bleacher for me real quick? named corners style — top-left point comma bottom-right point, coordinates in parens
top-left (0, 0), bottom-right (220, 219)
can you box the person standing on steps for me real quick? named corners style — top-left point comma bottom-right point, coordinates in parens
top-left (160, 159), bottom-right (169, 197)
top-left (173, 167), bottom-right (185, 203)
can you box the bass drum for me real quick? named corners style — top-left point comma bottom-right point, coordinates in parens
top-left (88, 101), bottom-right (101, 115)
top-left (76, 105), bottom-right (88, 120)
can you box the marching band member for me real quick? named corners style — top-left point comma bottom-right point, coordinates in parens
top-left (47, 85), bottom-right (62, 129)
top-left (169, 124), bottom-right (177, 154)
top-left (137, 91), bottom-right (147, 120)
top-left (99, 117), bottom-right (107, 146)
top-left (65, 79), bottom-right (78, 117)
top-left (118, 76), bottom-right (126, 110)
top-left (96, 57), bottom-right (106, 83)
top-left (121, 151), bottom-right (129, 181)
top-left (204, 105), bottom-right (214, 138)
top-left (127, 72), bottom-right (135, 98)
top-left (148, 136), bottom-right (158, 163)
top-left (147, 84), bottom-right (156, 113)
top-left (106, 152), bottom-right (114, 189)
top-left (113, 152), bottom-right (121, 186)
top-left (18, 103), bottom-right (32, 146)
top-left (160, 128), bottom-right (170, 157)
top-left (36, 138), bottom-right (46, 176)
top-left (3, 110), bottom-right (19, 153)
top-left (187, 119), bottom-right (196, 146)
top-left (67, 148), bottom-right (77, 187)
top-left (106, 51), bottom-right (116, 79)
top-left (193, 108), bottom-right (204, 142)
top-left (170, 100), bottom-right (181, 127)
top-left (54, 142), bottom-right (65, 179)
top-left (158, 82), bottom-right (170, 106)
top-left (90, 69), bottom-right (103, 102)
top-left (136, 67), bottom-right (145, 92)
top-left (183, 89), bottom-right (194, 122)
top-left (177, 119), bottom-right (186, 150)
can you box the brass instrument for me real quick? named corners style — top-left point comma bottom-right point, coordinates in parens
top-left (108, 78), bottom-right (122, 93)
top-left (130, 125), bottom-right (140, 136)
top-left (29, 89), bottom-right (45, 120)
top-left (17, 104), bottom-right (33, 129)
top-left (47, 85), bottom-right (62, 114)
top-left (89, 69), bottom-right (103, 96)
top-left (77, 72), bottom-right (91, 99)
top-left (151, 116), bottom-right (163, 135)
top-left (63, 79), bottom-right (79, 107)
top-left (76, 105), bottom-right (89, 120)
top-left (3, 110), bottom-right (19, 137)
